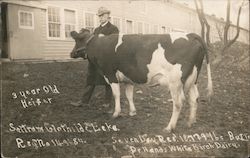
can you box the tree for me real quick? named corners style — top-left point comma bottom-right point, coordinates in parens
top-left (194, 0), bottom-right (246, 64)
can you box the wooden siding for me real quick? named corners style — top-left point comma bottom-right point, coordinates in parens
top-left (5, 1), bottom-right (248, 59)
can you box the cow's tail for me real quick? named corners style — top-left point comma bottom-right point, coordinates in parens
top-left (205, 52), bottom-right (213, 99)
top-left (201, 38), bottom-right (213, 99)
top-left (193, 34), bottom-right (213, 99)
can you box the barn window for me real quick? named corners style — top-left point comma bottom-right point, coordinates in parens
top-left (153, 25), bottom-right (158, 34)
top-left (167, 27), bottom-right (171, 33)
top-left (126, 20), bottom-right (133, 34)
top-left (144, 23), bottom-right (150, 34)
top-left (64, 9), bottom-right (76, 38)
top-left (161, 26), bottom-right (166, 33)
top-left (140, 2), bottom-right (146, 13)
top-left (85, 12), bottom-right (95, 33)
top-left (112, 17), bottom-right (121, 31)
top-left (18, 10), bottom-right (34, 29)
top-left (48, 7), bottom-right (61, 38)
top-left (137, 22), bottom-right (143, 34)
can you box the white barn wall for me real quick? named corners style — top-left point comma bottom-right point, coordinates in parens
top-left (2, 0), bottom-right (249, 59)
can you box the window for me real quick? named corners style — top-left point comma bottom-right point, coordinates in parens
top-left (48, 7), bottom-right (61, 38)
top-left (144, 23), bottom-right (150, 34)
top-left (126, 20), bottom-right (133, 34)
top-left (64, 9), bottom-right (76, 38)
top-left (161, 26), bottom-right (166, 34)
top-left (141, 2), bottom-right (146, 13)
top-left (112, 17), bottom-right (121, 31)
top-left (18, 10), bottom-right (34, 29)
top-left (153, 25), bottom-right (158, 34)
top-left (85, 13), bottom-right (95, 33)
top-left (137, 22), bottom-right (143, 34)
top-left (166, 27), bottom-right (171, 33)
top-left (47, 6), bottom-right (77, 39)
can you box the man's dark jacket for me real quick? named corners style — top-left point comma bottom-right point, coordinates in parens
top-left (87, 22), bottom-right (119, 85)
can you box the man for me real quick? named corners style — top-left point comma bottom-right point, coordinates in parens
top-left (71, 7), bottom-right (119, 107)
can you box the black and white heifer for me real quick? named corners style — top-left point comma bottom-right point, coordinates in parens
top-left (70, 29), bottom-right (213, 132)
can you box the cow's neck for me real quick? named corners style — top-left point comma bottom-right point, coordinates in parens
top-left (85, 34), bottom-right (95, 45)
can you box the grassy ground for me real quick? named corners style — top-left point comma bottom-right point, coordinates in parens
top-left (1, 43), bottom-right (249, 158)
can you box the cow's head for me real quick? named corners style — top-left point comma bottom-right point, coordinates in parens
top-left (70, 29), bottom-right (91, 59)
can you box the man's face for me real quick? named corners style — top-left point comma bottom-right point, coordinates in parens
top-left (99, 13), bottom-right (109, 24)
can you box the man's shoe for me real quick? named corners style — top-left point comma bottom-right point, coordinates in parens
top-left (70, 100), bottom-right (83, 107)
top-left (101, 103), bottom-right (110, 108)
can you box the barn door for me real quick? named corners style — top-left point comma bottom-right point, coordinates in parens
top-left (7, 4), bottom-right (43, 60)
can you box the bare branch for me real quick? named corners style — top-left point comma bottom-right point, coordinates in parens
top-left (197, 0), bottom-right (212, 47)
top-left (194, 0), bottom-right (212, 48)
top-left (194, 0), bottom-right (205, 39)
top-left (223, 0), bottom-right (243, 52)
top-left (224, 0), bottom-right (231, 45)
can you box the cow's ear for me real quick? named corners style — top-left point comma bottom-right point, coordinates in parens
top-left (80, 28), bottom-right (90, 34)
top-left (70, 31), bottom-right (78, 39)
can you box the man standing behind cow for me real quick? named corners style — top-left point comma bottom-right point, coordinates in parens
top-left (71, 7), bottom-right (119, 107)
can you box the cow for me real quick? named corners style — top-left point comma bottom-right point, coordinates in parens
top-left (70, 29), bottom-right (213, 132)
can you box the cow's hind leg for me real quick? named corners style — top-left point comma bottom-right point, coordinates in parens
top-left (164, 83), bottom-right (185, 132)
top-left (125, 84), bottom-right (136, 116)
top-left (187, 84), bottom-right (199, 127)
top-left (110, 83), bottom-right (121, 118)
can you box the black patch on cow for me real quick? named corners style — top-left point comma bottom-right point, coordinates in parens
top-left (161, 33), bottom-right (206, 83)
top-left (85, 33), bottom-right (206, 85)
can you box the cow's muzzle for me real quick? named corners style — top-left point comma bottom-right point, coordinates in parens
top-left (70, 46), bottom-right (87, 59)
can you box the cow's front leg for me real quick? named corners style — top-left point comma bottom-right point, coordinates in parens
top-left (110, 83), bottom-right (121, 118)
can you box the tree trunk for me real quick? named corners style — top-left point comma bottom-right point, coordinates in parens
top-left (194, 0), bottom-right (244, 65)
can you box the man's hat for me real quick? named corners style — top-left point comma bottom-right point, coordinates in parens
top-left (97, 7), bottom-right (111, 16)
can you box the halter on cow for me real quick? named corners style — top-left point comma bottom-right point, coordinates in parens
top-left (70, 30), bottom-right (213, 132)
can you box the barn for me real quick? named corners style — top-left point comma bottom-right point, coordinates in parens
top-left (0, 0), bottom-right (248, 60)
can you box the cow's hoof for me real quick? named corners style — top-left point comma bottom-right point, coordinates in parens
top-left (107, 109), bottom-right (113, 114)
top-left (112, 112), bottom-right (120, 118)
top-left (187, 119), bottom-right (196, 128)
top-left (129, 111), bottom-right (137, 116)
top-left (163, 125), bottom-right (174, 133)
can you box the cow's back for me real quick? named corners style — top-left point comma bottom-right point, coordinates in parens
top-left (116, 33), bottom-right (206, 84)
top-left (87, 33), bottom-right (206, 85)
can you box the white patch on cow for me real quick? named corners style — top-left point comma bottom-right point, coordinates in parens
top-left (184, 66), bottom-right (198, 91)
top-left (103, 76), bottom-right (110, 84)
top-left (147, 43), bottom-right (186, 132)
top-left (146, 43), bottom-right (183, 88)
top-left (206, 63), bottom-right (213, 98)
top-left (98, 34), bottom-right (105, 37)
top-left (115, 34), bottom-right (123, 52)
top-left (115, 70), bottom-right (133, 83)
top-left (169, 32), bottom-right (188, 43)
